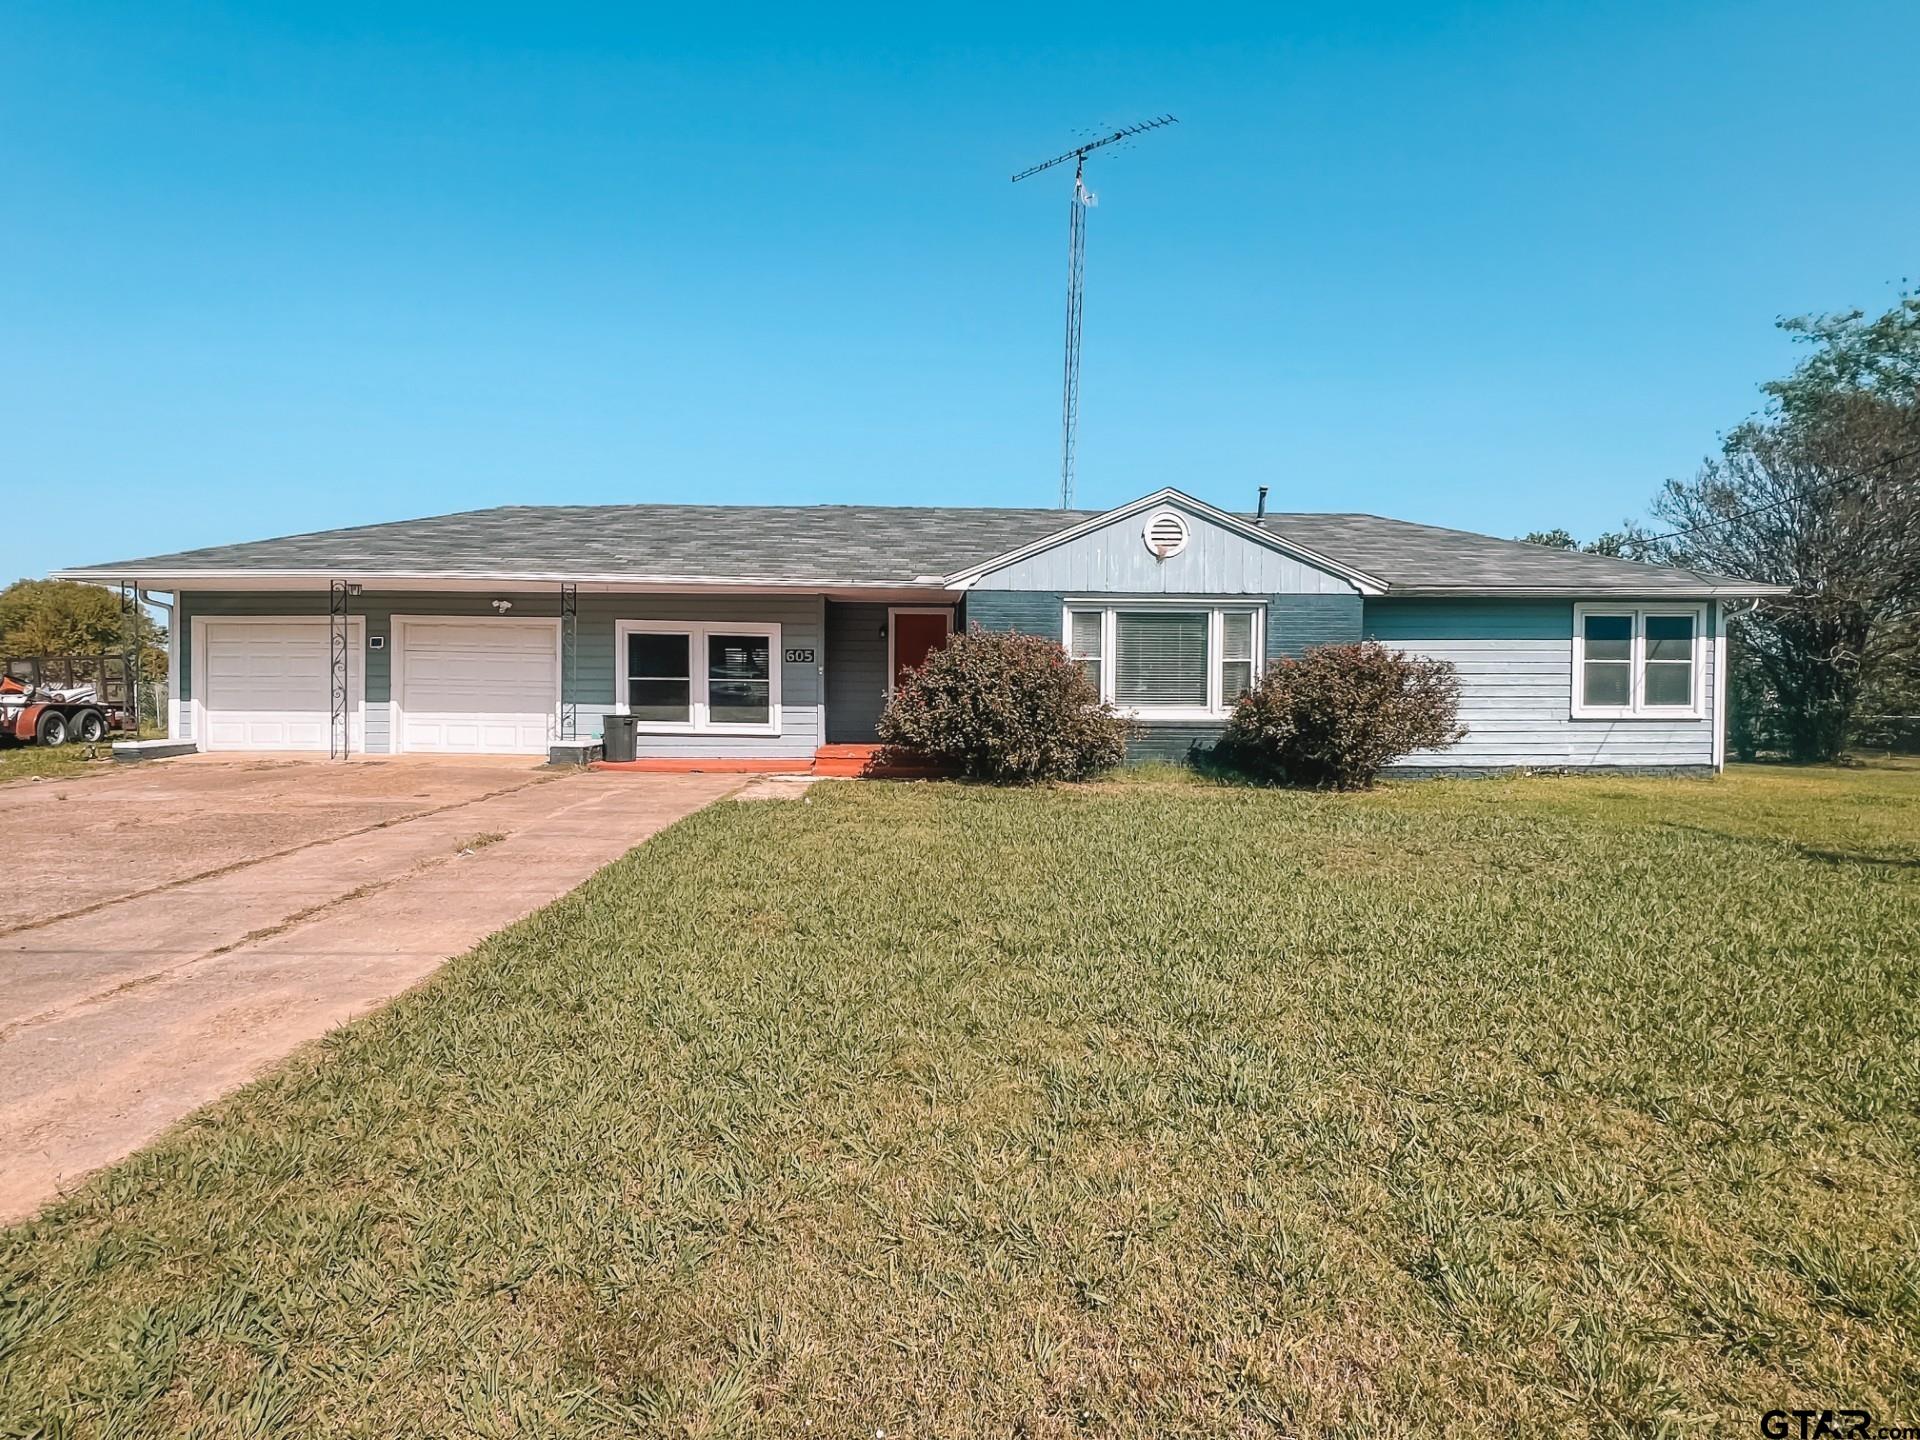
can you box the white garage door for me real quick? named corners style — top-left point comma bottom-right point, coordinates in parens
top-left (396, 620), bottom-right (557, 755)
top-left (200, 620), bottom-right (360, 752)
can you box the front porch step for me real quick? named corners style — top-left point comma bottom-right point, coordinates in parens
top-left (588, 746), bottom-right (949, 779)
top-left (813, 744), bottom-right (948, 779)
top-left (813, 745), bottom-right (878, 777)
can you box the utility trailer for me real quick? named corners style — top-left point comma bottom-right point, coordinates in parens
top-left (0, 654), bottom-right (140, 748)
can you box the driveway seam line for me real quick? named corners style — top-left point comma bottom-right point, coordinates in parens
top-left (0, 770), bottom-right (569, 941)
top-left (0, 853), bottom-right (464, 1041)
top-left (0, 781), bottom-right (738, 1041)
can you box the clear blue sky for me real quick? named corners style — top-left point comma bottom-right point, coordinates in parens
top-left (3, 0), bottom-right (1915, 586)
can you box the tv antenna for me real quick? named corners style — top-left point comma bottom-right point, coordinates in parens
top-left (1013, 115), bottom-right (1178, 508)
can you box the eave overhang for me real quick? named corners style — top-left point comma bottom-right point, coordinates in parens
top-left (1382, 583), bottom-right (1792, 600)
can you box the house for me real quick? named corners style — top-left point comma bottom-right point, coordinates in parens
top-left (54, 488), bottom-right (1787, 774)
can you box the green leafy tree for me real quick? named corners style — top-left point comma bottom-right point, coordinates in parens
top-left (1642, 290), bottom-right (1920, 761)
top-left (1520, 528), bottom-right (1579, 550)
top-left (1519, 526), bottom-right (1651, 559)
top-left (0, 580), bottom-right (168, 677)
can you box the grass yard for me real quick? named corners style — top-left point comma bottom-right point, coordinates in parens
top-left (0, 739), bottom-right (120, 784)
top-left (0, 722), bottom-right (162, 784)
top-left (3, 763), bottom-right (1917, 1436)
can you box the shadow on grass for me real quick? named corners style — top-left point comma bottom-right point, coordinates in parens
top-left (1660, 821), bottom-right (1920, 870)
top-left (1795, 847), bottom-right (1920, 870)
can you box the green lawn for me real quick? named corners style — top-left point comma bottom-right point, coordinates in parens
top-left (0, 738), bottom-right (120, 784)
top-left (3, 764), bottom-right (1917, 1436)
top-left (0, 721), bottom-right (163, 784)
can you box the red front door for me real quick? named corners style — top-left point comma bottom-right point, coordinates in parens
top-left (892, 611), bottom-right (952, 688)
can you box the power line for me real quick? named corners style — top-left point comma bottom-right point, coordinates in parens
top-left (1636, 441), bottom-right (1920, 548)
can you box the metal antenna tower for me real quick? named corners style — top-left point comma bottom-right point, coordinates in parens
top-left (1013, 115), bottom-right (1178, 508)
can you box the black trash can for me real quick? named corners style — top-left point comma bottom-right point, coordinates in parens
top-left (601, 714), bottom-right (639, 763)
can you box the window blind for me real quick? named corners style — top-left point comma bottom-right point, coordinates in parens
top-left (1068, 611), bottom-right (1104, 689)
top-left (1115, 612), bottom-right (1208, 706)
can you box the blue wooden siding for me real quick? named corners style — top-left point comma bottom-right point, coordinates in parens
top-left (825, 601), bottom-right (889, 743)
top-left (965, 593), bottom-right (1360, 656)
top-left (965, 590), bottom-right (1717, 771)
top-left (962, 591), bottom-right (1065, 641)
top-left (175, 589), bottom-right (1717, 771)
top-left (1121, 724), bottom-right (1221, 763)
top-left (965, 591), bottom-right (1364, 761)
top-left (178, 591), bottom-right (824, 757)
top-left (1364, 598), bottom-right (1718, 770)
top-left (969, 501), bottom-right (1359, 595)
top-left (1268, 595), bottom-right (1362, 657)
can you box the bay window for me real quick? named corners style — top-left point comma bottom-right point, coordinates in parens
top-left (1572, 604), bottom-right (1706, 718)
top-left (1064, 603), bottom-right (1263, 718)
top-left (617, 621), bottom-right (781, 733)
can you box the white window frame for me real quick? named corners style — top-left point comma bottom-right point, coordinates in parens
top-left (614, 620), bottom-right (783, 735)
top-left (1571, 602), bottom-right (1708, 720)
top-left (1062, 599), bottom-right (1264, 722)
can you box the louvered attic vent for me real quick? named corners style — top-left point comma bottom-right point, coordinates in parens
top-left (1142, 509), bottom-right (1190, 560)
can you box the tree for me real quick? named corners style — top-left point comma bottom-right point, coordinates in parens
top-left (0, 579), bottom-right (168, 675)
top-left (1642, 291), bottom-right (1920, 761)
top-left (1519, 526), bottom-right (1651, 559)
top-left (1520, 528), bottom-right (1579, 550)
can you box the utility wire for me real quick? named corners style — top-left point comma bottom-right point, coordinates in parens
top-left (1635, 441), bottom-right (1920, 548)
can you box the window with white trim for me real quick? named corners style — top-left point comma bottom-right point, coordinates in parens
top-left (1572, 604), bottom-right (1706, 718)
top-left (1220, 610), bottom-right (1256, 702)
top-left (1063, 604), bottom-right (1263, 719)
top-left (617, 621), bottom-right (781, 732)
top-left (1068, 610), bottom-right (1103, 690)
top-left (627, 631), bottom-right (692, 724)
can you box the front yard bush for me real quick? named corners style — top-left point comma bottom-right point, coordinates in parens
top-left (877, 626), bottom-right (1131, 782)
top-left (1215, 640), bottom-right (1465, 788)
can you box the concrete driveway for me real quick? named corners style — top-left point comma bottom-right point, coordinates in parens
top-left (0, 755), bottom-right (743, 1222)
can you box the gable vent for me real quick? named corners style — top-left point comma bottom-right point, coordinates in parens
top-left (1142, 509), bottom-right (1190, 560)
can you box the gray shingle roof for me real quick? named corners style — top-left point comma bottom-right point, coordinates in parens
top-left (57, 502), bottom-right (1779, 596)
top-left (62, 505), bottom-right (1095, 587)
top-left (1252, 513), bottom-right (1763, 595)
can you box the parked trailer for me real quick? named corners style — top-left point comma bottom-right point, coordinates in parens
top-left (0, 652), bottom-right (137, 744)
top-left (0, 673), bottom-right (126, 748)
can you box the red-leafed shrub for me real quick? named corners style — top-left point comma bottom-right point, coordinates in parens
top-left (876, 626), bottom-right (1131, 783)
top-left (1215, 641), bottom-right (1465, 789)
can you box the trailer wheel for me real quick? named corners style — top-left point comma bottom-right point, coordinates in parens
top-left (35, 710), bottom-right (70, 747)
top-left (72, 709), bottom-right (108, 743)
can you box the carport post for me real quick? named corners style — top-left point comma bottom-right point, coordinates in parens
top-left (120, 582), bottom-right (143, 733)
top-left (559, 583), bottom-right (578, 741)
top-left (328, 579), bottom-right (351, 760)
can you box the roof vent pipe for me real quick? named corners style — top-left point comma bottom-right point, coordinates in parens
top-left (1255, 485), bottom-right (1269, 522)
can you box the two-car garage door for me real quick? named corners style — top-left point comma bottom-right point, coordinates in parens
top-left (196, 617), bottom-right (557, 755)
